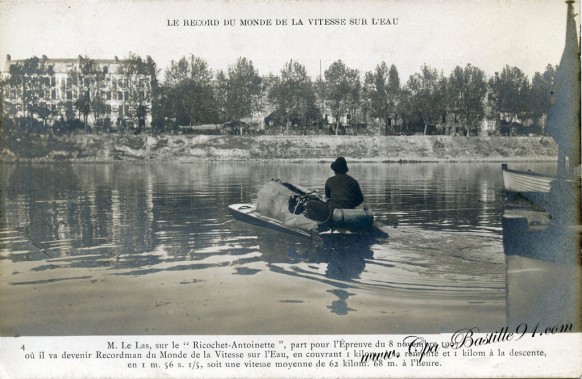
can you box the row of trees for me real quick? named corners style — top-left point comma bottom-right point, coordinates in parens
top-left (156, 55), bottom-right (556, 136)
top-left (1, 53), bottom-right (557, 136)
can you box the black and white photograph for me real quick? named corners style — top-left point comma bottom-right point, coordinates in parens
top-left (0, 0), bottom-right (580, 378)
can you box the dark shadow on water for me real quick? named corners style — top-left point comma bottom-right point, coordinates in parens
top-left (322, 237), bottom-right (374, 281)
top-left (234, 267), bottom-right (261, 275)
top-left (257, 232), bottom-right (379, 315)
top-left (10, 275), bottom-right (93, 286)
top-left (327, 289), bottom-right (357, 315)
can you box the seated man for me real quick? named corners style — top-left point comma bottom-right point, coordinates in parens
top-left (306, 157), bottom-right (364, 222)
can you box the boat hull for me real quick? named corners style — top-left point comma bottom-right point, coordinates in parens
top-left (228, 203), bottom-right (319, 241)
top-left (228, 203), bottom-right (387, 243)
top-left (228, 180), bottom-right (388, 242)
top-left (501, 164), bottom-right (554, 208)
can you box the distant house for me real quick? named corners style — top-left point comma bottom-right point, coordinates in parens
top-left (263, 111), bottom-right (280, 127)
top-left (223, 120), bottom-right (248, 135)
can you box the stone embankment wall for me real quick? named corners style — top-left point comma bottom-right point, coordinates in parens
top-left (0, 134), bottom-right (558, 162)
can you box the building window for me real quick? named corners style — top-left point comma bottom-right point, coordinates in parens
top-left (66, 91), bottom-right (72, 100)
top-left (51, 77), bottom-right (56, 86)
top-left (106, 91), bottom-right (111, 100)
top-left (118, 91), bottom-right (124, 101)
top-left (51, 90), bottom-right (57, 100)
top-left (103, 65), bottom-right (109, 74)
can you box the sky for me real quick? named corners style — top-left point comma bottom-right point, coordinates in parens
top-left (0, 0), bottom-right (579, 82)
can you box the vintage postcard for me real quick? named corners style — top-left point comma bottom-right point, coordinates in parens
top-left (0, 0), bottom-right (580, 378)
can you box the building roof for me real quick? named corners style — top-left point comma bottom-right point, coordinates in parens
top-left (4, 55), bottom-right (123, 74)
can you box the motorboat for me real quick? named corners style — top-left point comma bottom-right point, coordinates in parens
top-left (228, 179), bottom-right (387, 243)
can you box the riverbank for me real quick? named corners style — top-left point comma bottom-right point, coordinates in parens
top-left (0, 134), bottom-right (558, 162)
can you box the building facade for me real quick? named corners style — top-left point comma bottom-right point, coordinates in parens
top-left (2, 54), bottom-right (153, 131)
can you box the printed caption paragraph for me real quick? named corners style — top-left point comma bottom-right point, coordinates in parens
top-left (1, 327), bottom-right (580, 378)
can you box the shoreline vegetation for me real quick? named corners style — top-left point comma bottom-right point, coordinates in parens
top-left (0, 134), bottom-right (558, 163)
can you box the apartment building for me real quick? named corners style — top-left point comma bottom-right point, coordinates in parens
top-left (2, 54), bottom-right (153, 130)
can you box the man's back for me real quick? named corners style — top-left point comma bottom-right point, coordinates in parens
top-left (325, 173), bottom-right (364, 209)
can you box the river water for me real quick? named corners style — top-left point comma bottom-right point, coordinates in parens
top-left (0, 161), bottom-right (577, 336)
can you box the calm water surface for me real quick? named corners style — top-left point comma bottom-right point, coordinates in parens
top-left (0, 161), bottom-right (568, 335)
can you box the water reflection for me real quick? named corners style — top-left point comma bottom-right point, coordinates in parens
top-left (257, 232), bottom-right (377, 315)
top-left (0, 161), bottom-right (507, 273)
top-left (1, 162), bottom-right (507, 266)
top-left (0, 161), bottom-right (544, 334)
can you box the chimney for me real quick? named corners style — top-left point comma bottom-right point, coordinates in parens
top-left (6, 54), bottom-right (11, 63)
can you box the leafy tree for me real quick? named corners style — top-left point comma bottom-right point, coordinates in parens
top-left (214, 70), bottom-right (229, 123)
top-left (364, 62), bottom-right (401, 135)
top-left (148, 84), bottom-right (171, 133)
top-left (386, 64), bottom-right (401, 131)
top-left (7, 56), bottom-right (53, 128)
top-left (361, 72), bottom-right (375, 127)
top-left (268, 60), bottom-right (318, 133)
top-left (173, 79), bottom-right (217, 125)
top-left (1, 76), bottom-right (18, 120)
top-left (91, 96), bottom-right (109, 131)
top-left (446, 64), bottom-right (487, 136)
top-left (164, 55), bottom-right (217, 126)
top-left (165, 55), bottom-right (213, 87)
top-left (387, 65), bottom-right (401, 93)
top-left (324, 60), bottom-right (360, 135)
top-left (118, 53), bottom-right (158, 132)
top-left (529, 64), bottom-right (557, 127)
top-left (225, 57), bottom-right (262, 120)
top-left (395, 87), bottom-right (421, 134)
top-left (487, 65), bottom-right (531, 128)
top-left (138, 56), bottom-right (163, 133)
top-left (314, 76), bottom-right (327, 119)
top-left (404, 65), bottom-right (447, 135)
top-left (79, 58), bottom-right (110, 133)
top-left (74, 90), bottom-right (91, 130)
top-left (75, 57), bottom-right (104, 131)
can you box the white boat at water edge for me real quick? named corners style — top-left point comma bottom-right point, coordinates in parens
top-left (501, 1), bottom-right (580, 264)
